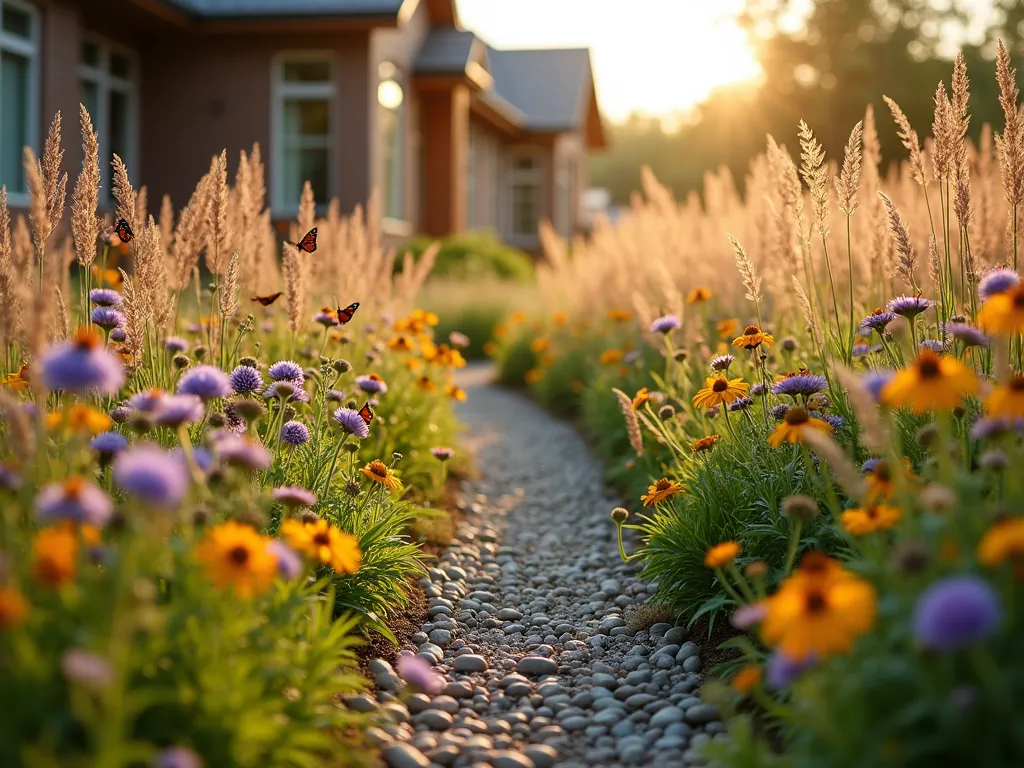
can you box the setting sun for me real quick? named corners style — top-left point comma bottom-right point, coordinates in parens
top-left (457, 0), bottom-right (762, 119)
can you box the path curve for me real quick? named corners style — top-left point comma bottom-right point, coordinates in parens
top-left (372, 364), bottom-right (724, 768)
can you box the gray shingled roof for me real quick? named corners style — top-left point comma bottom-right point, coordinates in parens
top-left (487, 48), bottom-right (592, 131)
top-left (414, 27), bottom-right (477, 74)
top-left (162, 0), bottom-right (403, 17)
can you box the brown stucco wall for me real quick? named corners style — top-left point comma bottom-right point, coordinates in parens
top-left (418, 83), bottom-right (468, 237)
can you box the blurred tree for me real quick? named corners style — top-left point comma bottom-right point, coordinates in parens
top-left (590, 0), bottom-right (1021, 204)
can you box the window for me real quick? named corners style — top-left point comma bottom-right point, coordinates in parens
top-left (377, 61), bottom-right (405, 221)
top-left (509, 153), bottom-right (541, 240)
top-left (80, 37), bottom-right (137, 205)
top-left (273, 55), bottom-right (335, 209)
top-left (0, 0), bottom-right (39, 202)
top-left (555, 155), bottom-right (577, 238)
top-left (466, 127), bottom-right (476, 228)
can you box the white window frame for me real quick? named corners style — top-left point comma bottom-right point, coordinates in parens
top-left (0, 0), bottom-right (40, 207)
top-left (507, 149), bottom-right (542, 246)
top-left (271, 51), bottom-right (337, 215)
top-left (378, 63), bottom-right (407, 229)
top-left (79, 34), bottom-right (139, 208)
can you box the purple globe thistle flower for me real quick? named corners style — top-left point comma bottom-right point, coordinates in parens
top-left (62, 649), bottom-right (114, 689)
top-left (919, 339), bottom-right (945, 353)
top-left (35, 478), bottom-right (113, 527)
top-left (280, 420), bottom-right (311, 446)
top-left (89, 288), bottom-right (123, 307)
top-left (314, 308), bottom-right (338, 327)
top-left (269, 540), bottom-right (303, 580)
top-left (913, 575), bottom-right (1001, 651)
top-left (766, 651), bottom-right (817, 690)
top-left (327, 389), bottom-right (345, 403)
top-left (333, 406), bottom-right (370, 439)
top-left (818, 413), bottom-right (846, 429)
top-left (769, 403), bottom-right (790, 420)
top-left (268, 360), bottom-right (305, 384)
top-left (108, 404), bottom-right (132, 423)
top-left (772, 373), bottom-right (829, 399)
top-left (91, 305), bottom-right (124, 330)
top-left (861, 457), bottom-right (882, 475)
top-left (945, 322), bottom-right (989, 348)
top-left (185, 323), bottom-right (203, 334)
top-left (171, 446), bottom-right (214, 474)
top-left (222, 407), bottom-right (247, 435)
top-left (264, 381), bottom-right (310, 403)
top-left (213, 435), bottom-right (272, 470)
top-left (887, 295), bottom-right (935, 318)
top-left (430, 446), bottom-right (455, 462)
top-left (151, 746), bottom-right (203, 768)
top-left (177, 365), bottom-right (231, 401)
top-left (272, 486), bottom-right (318, 508)
top-left (113, 444), bottom-right (190, 509)
top-left (355, 374), bottom-right (388, 395)
top-left (859, 310), bottom-right (897, 334)
top-left (978, 267), bottom-right (1020, 301)
top-left (971, 417), bottom-right (1014, 441)
top-left (650, 315), bottom-right (681, 335)
top-left (0, 463), bottom-right (21, 490)
top-left (750, 383), bottom-right (766, 397)
top-left (229, 365), bottom-right (264, 395)
top-left (396, 651), bottom-right (444, 694)
top-left (153, 394), bottom-right (205, 428)
top-left (39, 330), bottom-right (125, 394)
top-left (728, 396), bottom-right (754, 412)
top-left (862, 370), bottom-right (894, 402)
top-left (710, 354), bottom-right (735, 372)
top-left (979, 449), bottom-right (1009, 471)
top-left (129, 389), bottom-right (166, 412)
top-left (109, 327), bottom-right (127, 343)
top-left (852, 343), bottom-right (871, 357)
top-left (165, 336), bottom-right (189, 354)
top-left (90, 431), bottom-right (128, 458)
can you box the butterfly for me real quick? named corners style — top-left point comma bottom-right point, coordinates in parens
top-left (113, 218), bottom-right (134, 243)
top-left (286, 227), bottom-right (317, 254)
top-left (336, 301), bottom-right (360, 325)
top-left (251, 292), bottom-right (284, 306)
top-left (358, 402), bottom-right (374, 425)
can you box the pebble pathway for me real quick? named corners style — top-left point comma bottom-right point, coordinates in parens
top-left (356, 364), bottom-right (725, 767)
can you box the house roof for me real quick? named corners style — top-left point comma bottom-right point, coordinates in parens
top-left (160, 0), bottom-right (405, 18)
top-left (487, 47), bottom-right (593, 133)
top-left (414, 27), bottom-right (477, 74)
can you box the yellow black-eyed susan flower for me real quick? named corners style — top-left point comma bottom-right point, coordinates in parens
top-left (693, 375), bottom-right (749, 409)
top-left (361, 459), bottom-right (402, 491)
top-left (281, 518), bottom-right (361, 574)
top-left (984, 374), bottom-right (1024, 419)
top-left (195, 521), bottom-right (278, 598)
top-left (881, 350), bottom-right (978, 413)
top-left (767, 406), bottom-right (832, 447)
top-left (840, 504), bottom-right (901, 535)
top-left (686, 287), bottom-right (712, 304)
top-left (733, 325), bottom-right (775, 350)
top-left (641, 478), bottom-right (684, 507)
top-left (704, 541), bottom-right (740, 569)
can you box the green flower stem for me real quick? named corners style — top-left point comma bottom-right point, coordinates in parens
top-left (715, 566), bottom-right (748, 606)
top-left (322, 434), bottom-right (350, 497)
top-left (783, 519), bottom-right (803, 576)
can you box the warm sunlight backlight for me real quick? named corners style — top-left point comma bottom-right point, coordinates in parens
top-left (457, 0), bottom-right (762, 120)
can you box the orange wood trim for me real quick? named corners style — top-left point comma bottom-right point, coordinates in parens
top-left (194, 16), bottom-right (398, 34)
top-left (470, 98), bottom-right (521, 137)
top-left (126, 0), bottom-right (189, 25)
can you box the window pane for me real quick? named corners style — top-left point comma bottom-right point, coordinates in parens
top-left (110, 53), bottom-right (130, 79)
top-left (110, 89), bottom-right (131, 165)
top-left (512, 182), bottom-right (538, 237)
top-left (284, 98), bottom-right (328, 137)
top-left (81, 41), bottom-right (101, 67)
top-left (2, 5), bottom-right (32, 39)
top-left (514, 156), bottom-right (536, 172)
top-left (283, 147), bottom-right (328, 205)
top-left (283, 60), bottom-right (330, 83)
top-left (380, 105), bottom-right (403, 219)
top-left (80, 79), bottom-right (99, 123)
top-left (0, 50), bottom-right (30, 194)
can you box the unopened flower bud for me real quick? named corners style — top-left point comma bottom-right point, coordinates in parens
top-left (193, 345), bottom-right (208, 360)
top-left (172, 354), bottom-right (190, 370)
top-left (333, 358), bottom-right (352, 373)
top-left (658, 405), bottom-right (676, 420)
top-left (239, 356), bottom-right (259, 369)
top-left (610, 507), bottom-right (629, 524)
top-left (781, 494), bottom-right (819, 521)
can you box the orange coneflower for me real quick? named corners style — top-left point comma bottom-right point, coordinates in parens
top-left (631, 388), bottom-right (651, 411)
top-left (691, 434), bottom-right (720, 453)
top-left (361, 459), bottom-right (402, 491)
top-left (840, 504), bottom-right (901, 535)
top-left (984, 374), bottom-right (1024, 419)
top-left (732, 664), bottom-right (762, 694)
top-left (525, 368), bottom-right (543, 384)
top-left (717, 318), bottom-right (739, 339)
top-left (704, 541), bottom-right (741, 569)
top-left (687, 287), bottom-right (712, 304)
top-left (281, 518), bottom-right (361, 574)
top-left (444, 383), bottom-right (468, 402)
top-left (641, 477), bottom-right (685, 507)
top-left (0, 585), bottom-right (29, 629)
top-left (600, 349), bottom-right (623, 365)
top-left (33, 525), bottom-right (79, 588)
top-left (607, 309), bottom-right (633, 322)
top-left (733, 325), bottom-right (775, 351)
top-left (767, 407), bottom-right (832, 447)
top-left (978, 284), bottom-right (1024, 335)
top-left (978, 517), bottom-right (1024, 567)
top-left (195, 521), bottom-right (278, 598)
top-left (692, 375), bottom-right (749, 409)
top-left (882, 350), bottom-right (979, 413)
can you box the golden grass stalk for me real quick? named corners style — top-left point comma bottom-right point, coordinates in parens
top-left (71, 104), bottom-right (100, 267)
top-left (932, 83), bottom-right (955, 182)
top-left (611, 387), bottom-right (644, 456)
top-left (835, 121), bottom-right (864, 216)
top-left (53, 286), bottom-right (70, 340)
top-left (119, 270), bottom-right (145, 372)
top-left (797, 120), bottom-right (831, 238)
top-left (878, 192), bottom-right (918, 290)
top-left (111, 153), bottom-right (136, 229)
top-left (883, 95), bottom-right (930, 186)
top-left (727, 234), bottom-right (762, 308)
top-left (0, 389), bottom-right (34, 459)
top-left (173, 174), bottom-right (210, 291)
top-left (23, 147), bottom-right (49, 258)
top-left (205, 150), bottom-right (229, 275)
top-left (0, 187), bottom-right (21, 350)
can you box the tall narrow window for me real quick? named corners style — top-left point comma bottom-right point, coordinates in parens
top-left (555, 156), bottom-right (571, 237)
top-left (0, 0), bottom-right (39, 202)
top-left (80, 37), bottom-right (137, 205)
top-left (378, 61), bottom-right (405, 221)
top-left (509, 153), bottom-right (541, 240)
top-left (274, 56), bottom-right (334, 209)
top-left (466, 127), bottom-right (476, 228)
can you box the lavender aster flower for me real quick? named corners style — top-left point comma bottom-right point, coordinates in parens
top-left (650, 315), bottom-right (681, 334)
top-left (913, 575), bottom-right (1001, 651)
top-left (852, 344), bottom-right (871, 357)
top-left (35, 478), bottom-right (113, 526)
top-left (171, 446), bottom-right (214, 474)
top-left (772, 373), bottom-right (829, 398)
top-left (314, 308), bottom-right (338, 327)
top-left (430, 446), bottom-right (455, 462)
top-left (177, 365), bottom-right (231, 401)
top-left (62, 649), bottom-right (114, 688)
top-left (945, 322), bottom-right (989, 348)
top-left (970, 417), bottom-right (1016, 440)
top-left (887, 295), bottom-right (935, 318)
top-left (766, 652), bottom-right (817, 690)
top-left (109, 328), bottom-right (126, 343)
top-left (89, 288), bottom-right (123, 307)
top-left (91, 305), bottom-right (124, 330)
top-left (750, 383), bottom-right (766, 397)
top-left (728, 397), bottom-right (754, 412)
top-left (229, 365), bottom-right (264, 395)
top-left (151, 746), bottom-right (203, 768)
top-left (730, 603), bottom-right (767, 630)
top-left (710, 354), bottom-right (735, 372)
top-left (862, 370), bottom-right (894, 402)
top-left (769, 403), bottom-right (790, 420)
top-left (355, 374), bottom-right (388, 395)
top-left (268, 360), bottom-right (305, 384)
top-left (919, 339), bottom-right (945, 353)
top-left (859, 310), bottom-right (897, 334)
top-left (269, 540), bottom-right (303, 580)
top-left (39, 330), bottom-right (125, 394)
top-left (623, 350), bottom-right (642, 364)
top-left (280, 420), bottom-right (311, 446)
top-left (0, 464), bottom-right (21, 490)
top-left (113, 444), bottom-right (190, 509)
top-left (272, 486), bottom-right (318, 508)
top-left (213, 435), bottom-right (272, 470)
top-left (108, 405), bottom-right (132, 424)
top-left (333, 407), bottom-right (370, 439)
top-left (978, 267), bottom-right (1020, 301)
top-left (818, 413), bottom-right (846, 429)
top-left (264, 381), bottom-right (310, 403)
top-left (327, 389), bottom-right (346, 402)
top-left (861, 458), bottom-right (882, 474)
top-left (153, 394), bottom-right (205, 428)
top-left (90, 431), bottom-right (128, 457)
top-left (396, 651), bottom-right (444, 694)
top-left (129, 389), bottom-right (165, 412)
top-left (165, 336), bottom-right (189, 354)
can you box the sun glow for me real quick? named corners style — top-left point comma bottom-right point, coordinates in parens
top-left (456, 0), bottom-right (761, 121)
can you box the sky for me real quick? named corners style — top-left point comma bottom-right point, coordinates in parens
top-left (456, 0), bottom-right (762, 122)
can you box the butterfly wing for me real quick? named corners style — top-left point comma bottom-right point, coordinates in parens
top-left (252, 292), bottom-right (283, 306)
top-left (297, 227), bottom-right (317, 253)
top-left (358, 402), bottom-right (374, 425)
top-left (336, 301), bottom-right (360, 325)
top-left (114, 218), bottom-right (134, 243)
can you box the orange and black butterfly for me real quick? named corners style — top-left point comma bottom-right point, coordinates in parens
top-left (113, 218), bottom-right (134, 243)
top-left (336, 301), bottom-right (360, 325)
top-left (358, 402), bottom-right (374, 425)
top-left (251, 292), bottom-right (284, 306)
top-left (286, 227), bottom-right (317, 254)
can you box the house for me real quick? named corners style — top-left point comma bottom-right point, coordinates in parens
top-left (0, 0), bottom-right (606, 252)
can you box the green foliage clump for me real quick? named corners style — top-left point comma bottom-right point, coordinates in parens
top-left (398, 231), bottom-right (535, 283)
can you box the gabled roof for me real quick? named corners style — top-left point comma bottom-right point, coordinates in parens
top-left (159, 0), bottom-right (405, 18)
top-left (487, 47), bottom-right (593, 133)
top-left (414, 27), bottom-right (478, 74)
